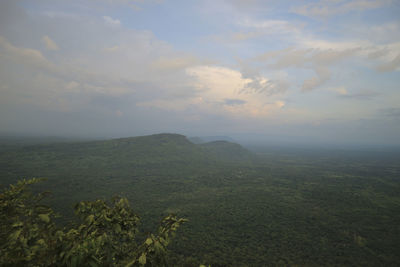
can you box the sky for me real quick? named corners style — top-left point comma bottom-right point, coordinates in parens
top-left (0, 0), bottom-right (399, 145)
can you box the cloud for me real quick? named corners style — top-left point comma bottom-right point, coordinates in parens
top-left (376, 54), bottom-right (400, 72)
top-left (42, 35), bottom-right (59, 51)
top-left (302, 67), bottom-right (330, 91)
top-left (331, 86), bottom-right (349, 96)
top-left (224, 18), bottom-right (304, 42)
top-left (103, 16), bottom-right (121, 27)
top-left (298, 38), bottom-right (400, 73)
top-left (1, 0), bottom-right (399, 141)
top-left (137, 65), bottom-right (287, 118)
top-left (185, 65), bottom-right (286, 117)
top-left (150, 56), bottom-right (200, 72)
top-left (253, 46), bottom-right (360, 91)
top-left (230, 31), bottom-right (264, 41)
top-left (336, 89), bottom-right (379, 100)
top-left (329, 86), bottom-right (379, 101)
top-left (0, 36), bottom-right (53, 70)
top-left (90, 0), bottom-right (164, 10)
top-left (104, 45), bottom-right (120, 52)
top-left (379, 108), bottom-right (400, 118)
top-left (224, 99), bottom-right (246, 106)
top-left (238, 19), bottom-right (299, 33)
top-left (137, 98), bottom-right (202, 112)
top-left (292, 0), bottom-right (393, 18)
top-left (2, 5), bottom-right (290, 123)
top-left (242, 76), bottom-right (289, 95)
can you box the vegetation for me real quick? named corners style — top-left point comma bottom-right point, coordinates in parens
top-left (0, 133), bottom-right (399, 266)
top-left (0, 178), bottom-right (186, 266)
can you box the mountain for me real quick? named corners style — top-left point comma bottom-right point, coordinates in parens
top-left (188, 135), bottom-right (236, 144)
top-left (30, 133), bottom-right (251, 165)
top-left (0, 133), bottom-right (253, 193)
top-left (187, 136), bottom-right (204, 144)
top-left (0, 133), bottom-right (253, 226)
top-left (200, 140), bottom-right (254, 161)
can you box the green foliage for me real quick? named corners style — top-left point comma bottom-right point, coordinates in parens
top-left (0, 178), bottom-right (187, 266)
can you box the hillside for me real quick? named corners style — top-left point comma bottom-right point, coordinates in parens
top-left (200, 140), bottom-right (254, 161)
top-left (0, 133), bottom-right (252, 185)
top-left (0, 133), bottom-right (254, 219)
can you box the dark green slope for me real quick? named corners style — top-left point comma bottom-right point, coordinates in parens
top-left (0, 133), bottom-right (254, 211)
top-left (7, 133), bottom-right (250, 165)
top-left (200, 140), bottom-right (254, 162)
top-left (0, 133), bottom-right (252, 182)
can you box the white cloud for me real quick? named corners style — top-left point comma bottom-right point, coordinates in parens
top-left (103, 16), bottom-right (121, 27)
top-left (250, 34), bottom-right (400, 91)
top-left (186, 66), bottom-right (285, 117)
top-left (42, 35), bottom-right (59, 51)
top-left (136, 65), bottom-right (287, 118)
top-left (227, 18), bottom-right (304, 42)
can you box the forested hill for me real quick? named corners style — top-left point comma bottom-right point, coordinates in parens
top-left (1, 133), bottom-right (253, 179)
top-left (0, 132), bottom-right (254, 226)
top-left (199, 140), bottom-right (253, 161)
top-left (0, 133), bottom-right (255, 209)
top-left (105, 133), bottom-right (253, 163)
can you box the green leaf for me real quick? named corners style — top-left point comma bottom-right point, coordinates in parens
top-left (114, 224), bottom-right (121, 233)
top-left (10, 229), bottom-right (22, 241)
top-left (87, 214), bottom-right (95, 224)
top-left (138, 253), bottom-right (146, 265)
top-left (37, 239), bottom-right (46, 245)
top-left (125, 259), bottom-right (136, 267)
top-left (12, 222), bottom-right (23, 227)
top-left (145, 237), bottom-right (153, 245)
top-left (39, 213), bottom-right (50, 223)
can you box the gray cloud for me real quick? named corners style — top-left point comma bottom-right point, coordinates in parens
top-left (338, 90), bottom-right (379, 100)
top-left (243, 77), bottom-right (289, 95)
top-left (253, 47), bottom-right (360, 91)
top-left (0, 1), bottom-right (205, 136)
top-left (224, 99), bottom-right (247, 106)
top-left (377, 54), bottom-right (400, 72)
top-left (379, 108), bottom-right (400, 118)
top-left (302, 67), bottom-right (330, 92)
top-left (292, 0), bottom-right (393, 19)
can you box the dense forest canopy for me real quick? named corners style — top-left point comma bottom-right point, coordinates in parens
top-left (0, 134), bottom-right (399, 266)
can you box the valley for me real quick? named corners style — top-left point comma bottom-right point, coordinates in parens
top-left (1, 134), bottom-right (399, 266)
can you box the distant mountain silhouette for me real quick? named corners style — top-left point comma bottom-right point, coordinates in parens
top-left (188, 135), bottom-right (236, 144)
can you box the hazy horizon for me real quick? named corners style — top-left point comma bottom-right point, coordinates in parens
top-left (1, 0), bottom-right (399, 146)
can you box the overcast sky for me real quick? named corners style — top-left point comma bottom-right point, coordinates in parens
top-left (0, 0), bottom-right (399, 145)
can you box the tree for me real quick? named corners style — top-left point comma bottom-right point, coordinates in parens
top-left (0, 178), bottom-right (187, 266)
